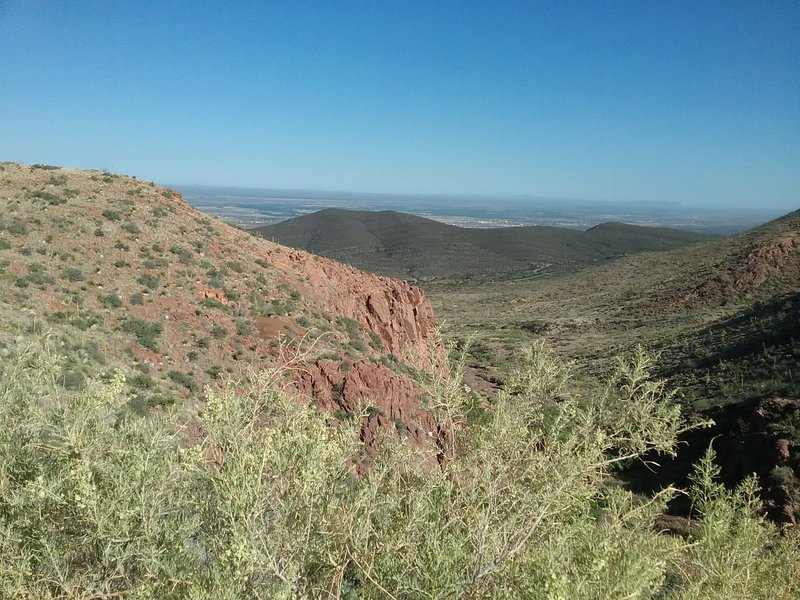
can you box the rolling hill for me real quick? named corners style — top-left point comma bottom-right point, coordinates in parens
top-left (254, 208), bottom-right (712, 279)
top-left (0, 162), bottom-right (444, 449)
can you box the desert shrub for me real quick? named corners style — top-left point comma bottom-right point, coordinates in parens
top-left (130, 372), bottom-right (156, 389)
top-left (101, 209), bottom-right (121, 221)
top-left (27, 264), bottom-right (55, 287)
top-left (368, 330), bottom-right (384, 349)
top-left (167, 370), bottom-right (197, 392)
top-left (0, 339), bottom-right (798, 598)
top-left (62, 267), bottom-right (84, 282)
top-left (46, 174), bottom-right (68, 185)
top-left (6, 220), bottom-right (28, 235)
top-left (169, 244), bottom-right (194, 265)
top-left (119, 317), bottom-right (162, 351)
top-left (339, 316), bottom-right (360, 338)
top-left (129, 292), bottom-right (145, 306)
top-left (70, 310), bottom-right (102, 331)
top-left (60, 367), bottom-right (86, 390)
top-left (142, 258), bottom-right (168, 269)
top-left (31, 190), bottom-right (64, 205)
top-left (80, 341), bottom-right (105, 365)
top-left (226, 260), bottom-right (244, 273)
top-left (222, 286), bottom-right (240, 302)
top-left (235, 319), bottom-right (252, 336)
top-left (199, 297), bottom-right (229, 312)
top-left (136, 274), bottom-right (160, 290)
top-left (663, 449), bottom-right (800, 598)
top-left (206, 365), bottom-right (223, 379)
top-left (97, 293), bottom-right (122, 309)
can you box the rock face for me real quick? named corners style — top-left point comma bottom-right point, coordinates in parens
top-left (659, 213), bottom-right (800, 311)
top-left (296, 359), bottom-right (447, 454)
top-left (713, 397), bottom-right (800, 523)
top-left (259, 248), bottom-right (438, 363)
top-left (254, 249), bottom-right (445, 452)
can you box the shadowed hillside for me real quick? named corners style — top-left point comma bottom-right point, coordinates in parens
top-left (254, 208), bottom-right (712, 279)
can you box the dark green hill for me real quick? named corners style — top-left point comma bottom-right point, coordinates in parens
top-left (254, 209), bottom-right (712, 279)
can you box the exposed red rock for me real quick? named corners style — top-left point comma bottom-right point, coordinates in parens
top-left (253, 247), bottom-right (438, 363)
top-left (653, 216), bottom-right (799, 312)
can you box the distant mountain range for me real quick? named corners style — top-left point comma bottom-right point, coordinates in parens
top-left (253, 208), bottom-right (713, 279)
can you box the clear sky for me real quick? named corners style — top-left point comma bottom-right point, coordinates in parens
top-left (1, 1), bottom-right (798, 210)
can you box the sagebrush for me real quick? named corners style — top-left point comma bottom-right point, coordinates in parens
top-left (0, 338), bottom-right (798, 598)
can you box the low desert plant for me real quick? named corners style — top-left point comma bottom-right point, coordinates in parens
top-left (0, 338), bottom-right (797, 598)
top-left (119, 317), bottom-right (162, 351)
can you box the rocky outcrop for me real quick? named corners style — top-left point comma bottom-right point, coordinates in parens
top-left (253, 247), bottom-right (438, 363)
top-left (295, 358), bottom-right (448, 454)
top-left (634, 396), bottom-right (800, 524)
top-left (668, 234), bottom-right (799, 310)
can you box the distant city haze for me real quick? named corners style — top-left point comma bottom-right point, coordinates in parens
top-left (173, 184), bottom-right (784, 235)
top-left (1, 2), bottom-right (798, 212)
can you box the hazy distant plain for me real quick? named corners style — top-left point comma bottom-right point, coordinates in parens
top-left (172, 184), bottom-right (784, 235)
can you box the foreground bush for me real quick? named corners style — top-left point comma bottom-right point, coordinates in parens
top-left (0, 339), bottom-right (798, 598)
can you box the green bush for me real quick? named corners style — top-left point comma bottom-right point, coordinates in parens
top-left (136, 274), bottom-right (160, 290)
top-left (0, 339), bottom-right (797, 598)
top-left (167, 370), bottom-right (197, 392)
top-left (129, 292), bottom-right (144, 306)
top-left (119, 317), bottom-right (163, 351)
top-left (62, 267), bottom-right (84, 282)
top-left (97, 293), bottom-right (122, 309)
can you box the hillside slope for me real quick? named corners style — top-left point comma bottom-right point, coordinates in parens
top-left (254, 208), bottom-right (712, 279)
top-left (431, 208), bottom-right (800, 520)
top-left (0, 162), bottom-right (445, 448)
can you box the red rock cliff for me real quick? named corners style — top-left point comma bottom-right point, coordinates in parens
top-left (250, 243), bottom-right (446, 451)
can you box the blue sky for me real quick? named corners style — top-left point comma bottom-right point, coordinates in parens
top-left (1, 1), bottom-right (798, 209)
